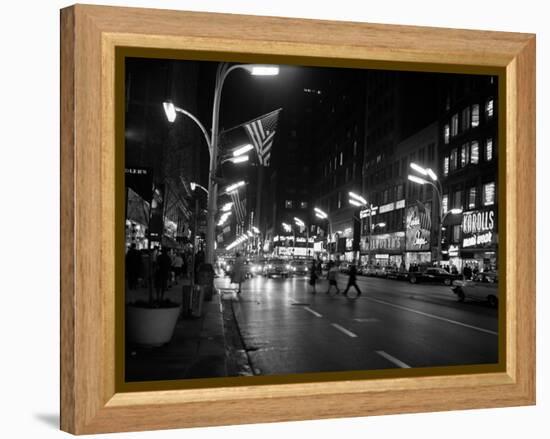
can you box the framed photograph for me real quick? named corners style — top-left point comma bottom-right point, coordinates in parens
top-left (60, 4), bottom-right (535, 434)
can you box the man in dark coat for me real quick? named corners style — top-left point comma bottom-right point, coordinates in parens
top-left (155, 248), bottom-right (172, 301)
top-left (343, 263), bottom-right (362, 297)
top-left (125, 243), bottom-right (141, 290)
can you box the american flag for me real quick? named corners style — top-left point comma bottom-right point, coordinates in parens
top-left (229, 190), bottom-right (246, 224)
top-left (243, 109), bottom-right (282, 167)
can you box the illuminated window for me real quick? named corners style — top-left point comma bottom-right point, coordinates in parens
top-left (444, 124), bottom-right (450, 144)
top-left (443, 156), bottom-right (449, 176)
top-left (442, 194), bottom-right (448, 214)
top-left (450, 149), bottom-right (458, 171)
top-left (460, 144), bottom-right (469, 167)
top-left (353, 140), bottom-right (357, 156)
top-left (486, 99), bottom-right (494, 118)
top-left (486, 138), bottom-right (493, 161)
top-left (451, 114), bottom-right (459, 136)
top-left (452, 225), bottom-right (461, 242)
top-left (461, 107), bottom-right (471, 131)
top-left (300, 201), bottom-right (308, 209)
top-left (337, 192), bottom-right (342, 209)
top-left (468, 187), bottom-right (477, 209)
top-left (396, 184), bottom-right (403, 200)
top-left (470, 141), bottom-right (479, 164)
top-left (285, 200), bottom-right (293, 209)
top-left (454, 190), bottom-right (463, 209)
top-left (471, 104), bottom-right (480, 127)
top-left (340, 152), bottom-right (343, 166)
top-left (483, 182), bottom-right (496, 206)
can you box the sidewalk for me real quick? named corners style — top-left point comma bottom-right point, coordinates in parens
top-left (125, 279), bottom-right (229, 382)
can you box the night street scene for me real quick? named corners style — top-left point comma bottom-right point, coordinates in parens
top-left (124, 57), bottom-right (499, 383)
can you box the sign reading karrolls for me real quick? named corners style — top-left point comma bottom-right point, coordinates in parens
top-left (462, 208), bottom-right (497, 248)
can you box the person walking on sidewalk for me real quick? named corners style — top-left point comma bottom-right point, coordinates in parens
top-left (308, 259), bottom-right (318, 294)
top-left (326, 261), bottom-right (340, 295)
top-left (231, 252), bottom-right (247, 294)
top-left (343, 262), bottom-right (362, 298)
top-left (125, 243), bottom-right (141, 290)
top-left (154, 248), bottom-right (172, 301)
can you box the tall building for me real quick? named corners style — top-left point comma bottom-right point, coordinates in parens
top-left (312, 69), bottom-right (367, 261)
top-left (124, 59), bottom-right (205, 250)
top-left (360, 71), bottom-right (439, 268)
top-left (438, 75), bottom-right (499, 272)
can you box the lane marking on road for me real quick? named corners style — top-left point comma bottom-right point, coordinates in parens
top-left (376, 350), bottom-right (411, 368)
top-left (304, 307), bottom-right (323, 318)
top-left (353, 318), bottom-right (380, 323)
top-left (331, 323), bottom-right (358, 338)
top-left (365, 297), bottom-right (498, 336)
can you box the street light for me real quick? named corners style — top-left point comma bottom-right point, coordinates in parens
top-left (349, 199), bottom-right (364, 207)
top-left (221, 202), bottom-right (233, 212)
top-left (221, 155), bottom-right (249, 165)
top-left (165, 63), bottom-right (279, 266)
top-left (349, 191), bottom-right (368, 205)
top-left (225, 180), bottom-right (246, 193)
top-left (232, 143), bottom-right (254, 157)
top-left (408, 163), bottom-right (462, 264)
top-left (190, 181), bottom-right (209, 195)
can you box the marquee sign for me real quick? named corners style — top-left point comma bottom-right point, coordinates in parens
top-left (462, 208), bottom-right (497, 248)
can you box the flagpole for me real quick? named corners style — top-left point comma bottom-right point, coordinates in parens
top-left (255, 164), bottom-right (264, 260)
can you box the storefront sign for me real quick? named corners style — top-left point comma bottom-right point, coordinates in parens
top-left (395, 199), bottom-right (405, 209)
top-left (345, 238), bottom-right (353, 250)
top-left (313, 241), bottom-right (324, 252)
top-left (448, 244), bottom-right (460, 256)
top-left (365, 232), bottom-right (405, 252)
top-left (462, 208), bottom-right (497, 248)
top-left (379, 202), bottom-right (395, 214)
top-left (277, 246), bottom-right (312, 257)
top-left (406, 203), bottom-right (431, 251)
top-left (360, 206), bottom-right (378, 219)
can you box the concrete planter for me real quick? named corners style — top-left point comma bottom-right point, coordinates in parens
top-left (126, 304), bottom-right (181, 347)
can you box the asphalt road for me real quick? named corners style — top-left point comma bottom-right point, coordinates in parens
top-left (219, 272), bottom-right (499, 376)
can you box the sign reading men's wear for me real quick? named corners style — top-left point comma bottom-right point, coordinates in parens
top-left (406, 202), bottom-right (432, 251)
top-left (125, 167), bottom-right (153, 201)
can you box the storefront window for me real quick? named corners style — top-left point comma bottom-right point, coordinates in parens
top-left (483, 182), bottom-right (496, 206)
top-left (470, 141), bottom-right (479, 164)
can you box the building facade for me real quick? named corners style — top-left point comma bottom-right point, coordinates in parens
top-left (438, 75), bottom-right (499, 272)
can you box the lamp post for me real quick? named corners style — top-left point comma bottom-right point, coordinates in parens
top-left (349, 192), bottom-right (377, 265)
top-left (408, 162), bottom-right (463, 264)
top-left (164, 63), bottom-right (279, 266)
top-left (294, 216), bottom-right (311, 258)
top-left (314, 207), bottom-right (332, 259)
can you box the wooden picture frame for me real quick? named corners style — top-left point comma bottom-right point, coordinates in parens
top-left (60, 4), bottom-right (535, 434)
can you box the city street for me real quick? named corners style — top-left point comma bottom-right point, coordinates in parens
top-left (219, 273), bottom-right (498, 376)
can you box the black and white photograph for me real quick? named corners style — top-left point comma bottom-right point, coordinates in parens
top-left (123, 57), bottom-right (499, 383)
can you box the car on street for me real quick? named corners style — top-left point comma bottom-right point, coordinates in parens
top-left (263, 259), bottom-right (291, 278)
top-left (451, 272), bottom-right (499, 307)
top-left (408, 267), bottom-right (461, 286)
top-left (385, 267), bottom-right (409, 281)
top-left (289, 259), bottom-right (309, 276)
top-left (358, 264), bottom-right (377, 276)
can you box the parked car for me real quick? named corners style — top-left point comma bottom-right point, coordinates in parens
top-left (408, 267), bottom-right (461, 286)
top-left (290, 259), bottom-right (309, 276)
top-left (386, 267), bottom-right (409, 281)
top-left (451, 272), bottom-right (499, 307)
top-left (263, 259), bottom-right (290, 278)
top-left (358, 264), bottom-right (377, 276)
